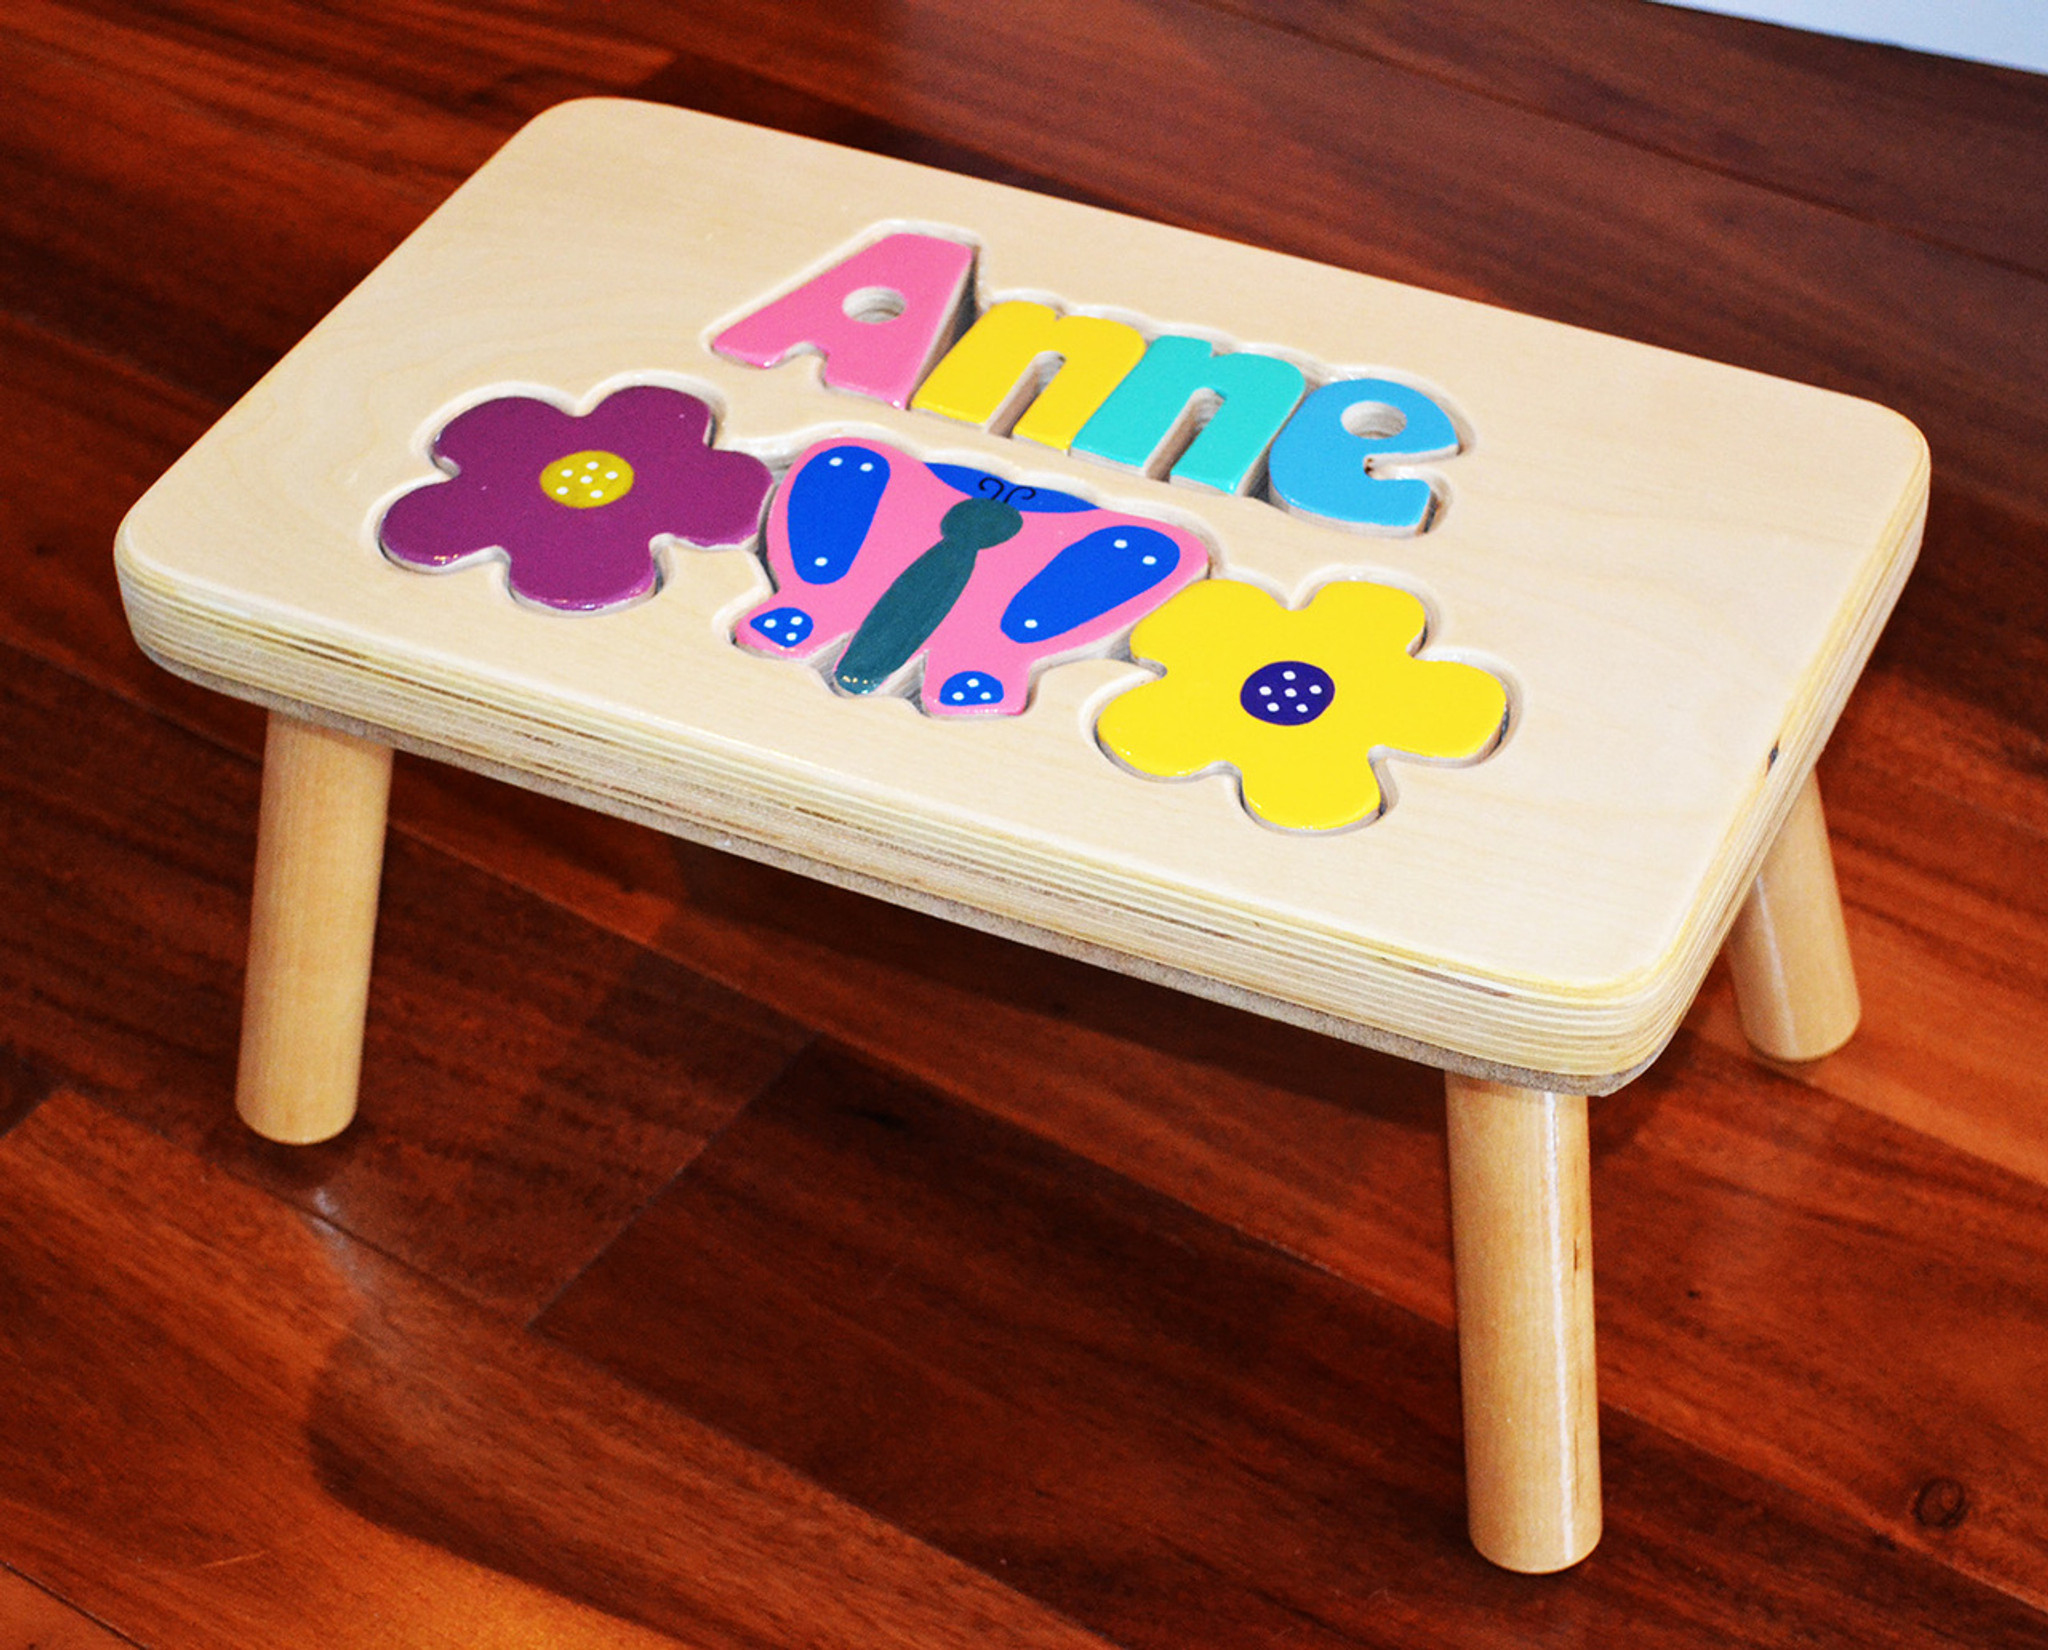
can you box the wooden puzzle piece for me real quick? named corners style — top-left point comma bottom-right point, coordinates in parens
top-left (1072, 333), bottom-right (1307, 494)
top-left (716, 231), bottom-right (1464, 537)
top-left (1266, 379), bottom-right (1460, 534)
top-left (1095, 578), bottom-right (1508, 829)
top-left (711, 232), bottom-right (977, 408)
top-left (738, 436), bottom-right (1208, 715)
top-left (378, 386), bottom-right (772, 611)
top-left (910, 300), bottom-right (1149, 450)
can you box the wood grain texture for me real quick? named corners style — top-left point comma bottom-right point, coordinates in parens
top-left (1725, 772), bottom-right (1860, 1061)
top-left (1588, 1033), bottom-right (2048, 1607)
top-left (0, 1092), bottom-right (1115, 1650)
top-left (538, 1043), bottom-right (2048, 1646)
top-left (0, 314), bottom-right (234, 728)
top-left (1208, 0), bottom-right (2048, 277)
top-left (236, 713), bottom-right (394, 1143)
top-left (3, 0), bottom-right (2046, 1636)
top-left (0, 0), bottom-right (664, 402)
top-left (0, 640), bottom-right (808, 1316)
top-left (1444, 1078), bottom-right (1599, 1572)
top-left (0, 1048), bottom-right (58, 1146)
top-left (0, 1567), bottom-right (138, 1649)
top-left (1693, 680), bottom-right (2048, 1185)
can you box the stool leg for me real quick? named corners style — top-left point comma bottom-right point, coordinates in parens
top-left (1445, 1074), bottom-right (1601, 1572)
top-left (236, 711), bottom-right (393, 1144)
top-left (1725, 771), bottom-right (1860, 1061)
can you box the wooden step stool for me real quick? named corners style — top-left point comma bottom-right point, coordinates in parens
top-left (115, 99), bottom-right (1926, 1574)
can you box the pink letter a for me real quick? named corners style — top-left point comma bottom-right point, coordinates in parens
top-left (712, 233), bottom-right (976, 409)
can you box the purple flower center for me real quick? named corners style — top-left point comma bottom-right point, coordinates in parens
top-left (1240, 659), bottom-right (1334, 725)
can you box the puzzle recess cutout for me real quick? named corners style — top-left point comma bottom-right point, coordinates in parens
top-left (373, 227), bottom-right (1509, 831)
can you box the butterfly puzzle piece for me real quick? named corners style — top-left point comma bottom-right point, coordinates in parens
top-left (739, 437), bottom-right (1209, 715)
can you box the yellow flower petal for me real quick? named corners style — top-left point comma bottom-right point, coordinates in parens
top-left (1295, 579), bottom-right (1429, 659)
top-left (1356, 655), bottom-right (1509, 759)
top-left (1124, 577), bottom-right (1290, 672)
top-left (1233, 718), bottom-right (1388, 830)
top-left (1096, 673), bottom-right (1230, 779)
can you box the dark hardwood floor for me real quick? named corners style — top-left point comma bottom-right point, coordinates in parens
top-left (4, 2), bottom-right (2047, 1643)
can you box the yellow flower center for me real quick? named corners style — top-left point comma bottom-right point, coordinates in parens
top-left (540, 450), bottom-right (635, 509)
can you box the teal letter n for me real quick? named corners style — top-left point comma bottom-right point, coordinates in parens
top-left (1073, 335), bottom-right (1306, 495)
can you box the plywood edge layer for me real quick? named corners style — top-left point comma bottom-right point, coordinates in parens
top-left (119, 558), bottom-right (1705, 1083)
top-left (121, 628), bottom-right (1669, 1097)
top-left (1607, 459), bottom-right (1928, 1050)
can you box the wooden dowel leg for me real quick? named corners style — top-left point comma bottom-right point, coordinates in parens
top-left (1445, 1074), bottom-right (1601, 1573)
top-left (1726, 771), bottom-right (1860, 1062)
top-left (236, 712), bottom-right (393, 1144)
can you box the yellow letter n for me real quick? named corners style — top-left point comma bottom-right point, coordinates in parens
top-left (912, 301), bottom-right (1147, 452)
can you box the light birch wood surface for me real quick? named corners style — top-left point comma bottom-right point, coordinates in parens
top-left (235, 712), bottom-right (393, 1143)
top-left (1726, 770), bottom-right (1862, 1061)
top-left (1445, 1075), bottom-right (1601, 1573)
top-left (115, 98), bottom-right (1926, 1089)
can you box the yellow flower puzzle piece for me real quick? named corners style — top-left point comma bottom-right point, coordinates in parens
top-left (1097, 579), bottom-right (1509, 831)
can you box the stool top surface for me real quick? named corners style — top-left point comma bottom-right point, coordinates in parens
top-left (117, 99), bottom-right (1926, 1087)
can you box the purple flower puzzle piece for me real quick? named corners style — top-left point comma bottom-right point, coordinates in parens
top-left (379, 385), bottom-right (772, 611)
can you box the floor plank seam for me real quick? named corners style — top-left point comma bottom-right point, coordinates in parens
top-left (33, 1085), bottom-right (552, 1334)
top-left (529, 1060), bottom-right (2048, 1633)
top-left (0, 291), bottom-right (239, 426)
top-left (1181, 0), bottom-right (2048, 287)
top-left (513, 1296), bottom-right (1152, 1648)
top-left (2, 1553), bottom-right (151, 1647)
top-left (1, 632), bottom-right (264, 776)
top-left (0, 1044), bottom-right (60, 1144)
top-left (626, 53), bottom-right (1129, 216)
top-left (903, 1059), bottom-right (2048, 1617)
top-left (519, 1026), bottom-right (825, 1331)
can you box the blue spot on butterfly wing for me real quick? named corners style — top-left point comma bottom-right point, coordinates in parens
top-left (925, 463), bottom-right (1093, 513)
top-left (786, 445), bottom-right (890, 584)
top-left (750, 607), bottom-right (814, 648)
top-left (1000, 525), bottom-right (1183, 643)
top-left (938, 669), bottom-right (1007, 708)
